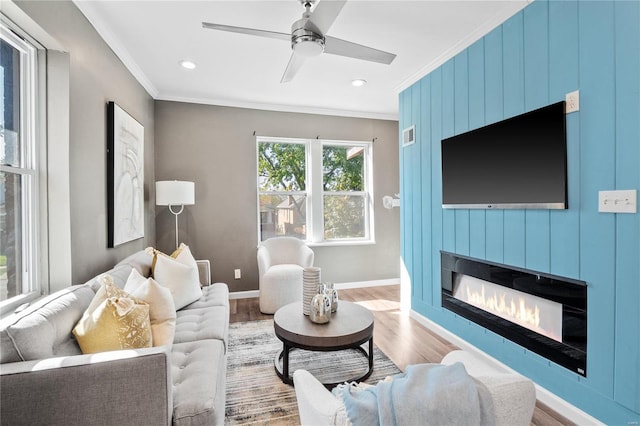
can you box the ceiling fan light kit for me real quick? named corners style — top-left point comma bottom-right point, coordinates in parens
top-left (202, 0), bottom-right (396, 83)
top-left (291, 29), bottom-right (325, 57)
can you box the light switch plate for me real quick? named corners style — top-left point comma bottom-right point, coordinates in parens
top-left (598, 190), bottom-right (637, 213)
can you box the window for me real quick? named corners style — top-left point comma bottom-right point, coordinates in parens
top-left (322, 143), bottom-right (368, 240)
top-left (257, 140), bottom-right (307, 240)
top-left (257, 137), bottom-right (373, 244)
top-left (0, 20), bottom-right (42, 313)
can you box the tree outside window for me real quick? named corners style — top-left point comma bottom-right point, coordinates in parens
top-left (258, 142), bottom-right (307, 240)
top-left (322, 144), bottom-right (366, 240)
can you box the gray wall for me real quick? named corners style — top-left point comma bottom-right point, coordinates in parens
top-left (154, 101), bottom-right (399, 292)
top-left (16, 1), bottom-right (156, 284)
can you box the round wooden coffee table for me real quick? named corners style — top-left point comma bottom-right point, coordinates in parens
top-left (273, 300), bottom-right (374, 387)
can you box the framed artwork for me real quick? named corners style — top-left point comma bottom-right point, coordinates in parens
top-left (107, 101), bottom-right (144, 247)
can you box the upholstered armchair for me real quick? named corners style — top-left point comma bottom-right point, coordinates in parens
top-left (293, 350), bottom-right (536, 426)
top-left (257, 237), bottom-right (314, 314)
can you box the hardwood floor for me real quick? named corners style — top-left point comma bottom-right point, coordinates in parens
top-left (230, 285), bottom-right (575, 426)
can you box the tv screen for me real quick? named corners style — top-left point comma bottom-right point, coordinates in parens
top-left (441, 101), bottom-right (567, 209)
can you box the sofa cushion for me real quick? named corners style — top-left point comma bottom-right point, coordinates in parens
top-left (73, 277), bottom-right (152, 354)
top-left (0, 285), bottom-right (95, 363)
top-left (85, 265), bottom-right (134, 292)
top-left (124, 269), bottom-right (177, 346)
top-left (172, 340), bottom-right (226, 426)
top-left (115, 249), bottom-right (154, 278)
top-left (174, 306), bottom-right (229, 350)
top-left (181, 283), bottom-right (229, 310)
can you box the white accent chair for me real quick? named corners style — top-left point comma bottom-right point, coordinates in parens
top-left (257, 237), bottom-right (314, 314)
top-left (293, 350), bottom-right (536, 426)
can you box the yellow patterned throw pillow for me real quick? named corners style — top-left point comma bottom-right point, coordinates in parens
top-left (73, 275), bottom-right (152, 354)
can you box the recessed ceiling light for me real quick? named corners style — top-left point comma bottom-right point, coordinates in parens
top-left (179, 60), bottom-right (196, 70)
top-left (351, 79), bottom-right (367, 87)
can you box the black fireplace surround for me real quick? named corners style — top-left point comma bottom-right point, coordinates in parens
top-left (441, 251), bottom-right (587, 376)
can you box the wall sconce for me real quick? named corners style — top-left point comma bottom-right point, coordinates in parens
top-left (383, 194), bottom-right (400, 209)
top-left (156, 180), bottom-right (195, 249)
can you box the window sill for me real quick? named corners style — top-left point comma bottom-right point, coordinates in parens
top-left (307, 239), bottom-right (376, 248)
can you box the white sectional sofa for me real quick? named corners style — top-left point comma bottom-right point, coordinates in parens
top-left (0, 250), bottom-right (229, 426)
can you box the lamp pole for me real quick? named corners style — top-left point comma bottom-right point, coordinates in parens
top-left (155, 180), bottom-right (195, 250)
top-left (169, 204), bottom-right (185, 249)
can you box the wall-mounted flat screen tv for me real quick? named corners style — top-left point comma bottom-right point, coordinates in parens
top-left (441, 101), bottom-right (567, 209)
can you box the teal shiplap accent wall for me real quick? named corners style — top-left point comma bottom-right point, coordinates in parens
top-left (399, 1), bottom-right (639, 423)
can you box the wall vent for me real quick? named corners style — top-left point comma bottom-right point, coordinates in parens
top-left (402, 125), bottom-right (415, 147)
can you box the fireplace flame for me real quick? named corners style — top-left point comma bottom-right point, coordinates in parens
top-left (466, 286), bottom-right (541, 330)
top-left (454, 275), bottom-right (563, 343)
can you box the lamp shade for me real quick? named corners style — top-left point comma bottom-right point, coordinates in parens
top-left (155, 181), bottom-right (195, 206)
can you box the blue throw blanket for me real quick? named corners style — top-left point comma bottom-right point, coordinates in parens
top-left (333, 362), bottom-right (494, 426)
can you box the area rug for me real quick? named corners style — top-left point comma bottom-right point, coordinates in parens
top-left (225, 319), bottom-right (401, 425)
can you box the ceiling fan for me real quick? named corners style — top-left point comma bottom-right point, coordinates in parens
top-left (202, 0), bottom-right (396, 83)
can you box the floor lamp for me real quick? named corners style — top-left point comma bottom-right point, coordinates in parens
top-left (156, 180), bottom-right (195, 249)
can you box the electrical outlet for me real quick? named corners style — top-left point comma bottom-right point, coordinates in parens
top-left (234, 269), bottom-right (241, 280)
top-left (565, 90), bottom-right (579, 113)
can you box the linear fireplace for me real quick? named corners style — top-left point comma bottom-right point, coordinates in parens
top-left (441, 251), bottom-right (587, 376)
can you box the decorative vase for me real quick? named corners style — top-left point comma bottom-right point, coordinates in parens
top-left (309, 284), bottom-right (331, 324)
top-left (324, 282), bottom-right (338, 313)
top-left (303, 267), bottom-right (321, 316)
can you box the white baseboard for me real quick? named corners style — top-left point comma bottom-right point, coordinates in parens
top-left (409, 310), bottom-right (603, 426)
top-left (334, 278), bottom-right (399, 290)
top-left (229, 290), bottom-right (259, 300)
top-left (228, 279), bottom-right (399, 300)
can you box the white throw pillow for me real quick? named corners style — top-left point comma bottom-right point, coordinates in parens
top-left (153, 252), bottom-right (202, 310)
top-left (171, 243), bottom-right (199, 271)
top-left (124, 269), bottom-right (177, 346)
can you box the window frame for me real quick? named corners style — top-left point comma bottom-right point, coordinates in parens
top-left (0, 17), bottom-right (46, 316)
top-left (257, 138), bottom-right (309, 241)
top-left (314, 140), bottom-right (373, 244)
top-left (256, 136), bottom-right (374, 246)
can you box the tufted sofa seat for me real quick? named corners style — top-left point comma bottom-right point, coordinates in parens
top-left (0, 250), bottom-right (229, 426)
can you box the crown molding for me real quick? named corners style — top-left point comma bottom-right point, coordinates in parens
top-left (157, 93), bottom-right (398, 121)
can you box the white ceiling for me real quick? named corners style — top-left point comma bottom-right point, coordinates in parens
top-left (74, 0), bottom-right (529, 120)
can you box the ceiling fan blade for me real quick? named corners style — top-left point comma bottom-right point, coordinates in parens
top-left (202, 22), bottom-right (290, 41)
top-left (307, 0), bottom-right (347, 35)
top-left (281, 52), bottom-right (307, 83)
top-left (324, 36), bottom-right (396, 65)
